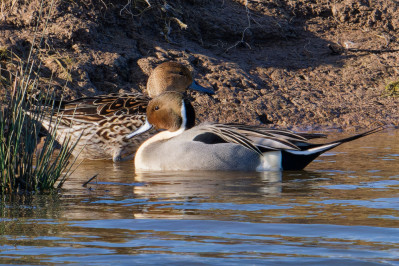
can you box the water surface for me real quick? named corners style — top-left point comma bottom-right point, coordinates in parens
top-left (1, 130), bottom-right (398, 265)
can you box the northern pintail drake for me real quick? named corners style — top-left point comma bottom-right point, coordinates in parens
top-left (127, 92), bottom-right (383, 171)
top-left (33, 62), bottom-right (214, 162)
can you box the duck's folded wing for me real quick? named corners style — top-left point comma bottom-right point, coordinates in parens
top-left (203, 124), bottom-right (263, 156)
top-left (225, 124), bottom-right (329, 148)
top-left (55, 93), bottom-right (149, 125)
top-left (198, 123), bottom-right (303, 155)
top-left (226, 123), bottom-right (325, 141)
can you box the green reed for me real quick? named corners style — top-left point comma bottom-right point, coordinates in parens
top-left (0, 72), bottom-right (80, 194)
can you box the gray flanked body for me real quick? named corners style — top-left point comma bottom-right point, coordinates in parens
top-left (128, 92), bottom-right (384, 172)
top-left (136, 125), bottom-right (277, 171)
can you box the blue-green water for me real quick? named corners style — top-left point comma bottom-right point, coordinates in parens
top-left (1, 130), bottom-right (398, 265)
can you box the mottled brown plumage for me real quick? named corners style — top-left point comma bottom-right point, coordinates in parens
top-left (32, 62), bottom-right (214, 162)
top-left (39, 93), bottom-right (152, 161)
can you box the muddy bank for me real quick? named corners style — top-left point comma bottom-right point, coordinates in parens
top-left (1, 0), bottom-right (398, 131)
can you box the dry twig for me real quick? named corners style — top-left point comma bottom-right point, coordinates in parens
top-left (225, 0), bottom-right (252, 53)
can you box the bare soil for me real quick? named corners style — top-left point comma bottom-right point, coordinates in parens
top-left (1, 0), bottom-right (399, 131)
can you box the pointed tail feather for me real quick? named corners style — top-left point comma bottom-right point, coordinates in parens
top-left (323, 126), bottom-right (384, 146)
top-left (282, 126), bottom-right (384, 170)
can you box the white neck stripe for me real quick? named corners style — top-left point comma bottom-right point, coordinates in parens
top-left (180, 99), bottom-right (187, 130)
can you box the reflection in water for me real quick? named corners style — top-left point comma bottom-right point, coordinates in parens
top-left (132, 171), bottom-right (284, 220)
top-left (1, 130), bottom-right (399, 264)
top-left (134, 170), bottom-right (283, 198)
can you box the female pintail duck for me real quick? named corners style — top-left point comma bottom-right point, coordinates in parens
top-left (35, 62), bottom-right (214, 162)
top-left (127, 92), bottom-right (383, 171)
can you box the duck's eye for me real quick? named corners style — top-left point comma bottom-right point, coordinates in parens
top-left (154, 106), bottom-right (159, 111)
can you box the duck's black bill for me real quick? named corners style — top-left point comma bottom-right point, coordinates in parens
top-left (189, 81), bottom-right (215, 95)
top-left (126, 120), bottom-right (153, 139)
